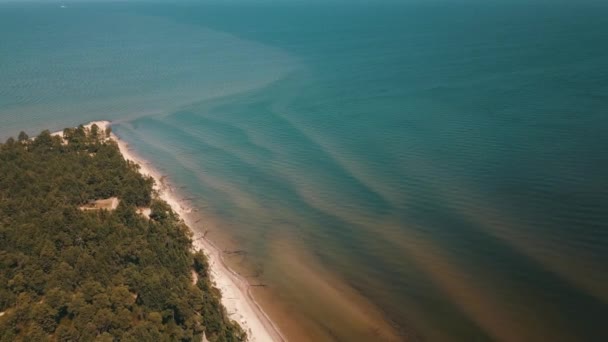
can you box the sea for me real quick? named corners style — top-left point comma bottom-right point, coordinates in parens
top-left (1, 1), bottom-right (608, 340)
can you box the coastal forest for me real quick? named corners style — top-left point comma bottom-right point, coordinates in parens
top-left (0, 126), bottom-right (246, 341)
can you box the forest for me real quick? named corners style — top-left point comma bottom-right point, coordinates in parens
top-left (0, 126), bottom-right (246, 341)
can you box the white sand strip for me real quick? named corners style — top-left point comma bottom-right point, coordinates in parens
top-left (83, 121), bottom-right (284, 342)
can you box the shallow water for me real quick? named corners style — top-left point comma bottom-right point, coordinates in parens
top-left (2, 2), bottom-right (608, 340)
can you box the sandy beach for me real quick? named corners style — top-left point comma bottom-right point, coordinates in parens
top-left (75, 121), bottom-right (284, 342)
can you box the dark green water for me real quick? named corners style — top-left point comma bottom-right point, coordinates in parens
top-left (1, 2), bottom-right (608, 340)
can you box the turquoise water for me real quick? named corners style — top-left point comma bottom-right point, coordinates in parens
top-left (2, 2), bottom-right (608, 340)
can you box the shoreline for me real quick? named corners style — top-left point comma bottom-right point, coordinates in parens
top-left (79, 121), bottom-right (284, 342)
